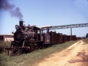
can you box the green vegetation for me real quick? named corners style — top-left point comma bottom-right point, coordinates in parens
top-left (0, 40), bottom-right (77, 66)
top-left (0, 41), bottom-right (10, 53)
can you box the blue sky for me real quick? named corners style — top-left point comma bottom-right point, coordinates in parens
top-left (0, 0), bottom-right (88, 37)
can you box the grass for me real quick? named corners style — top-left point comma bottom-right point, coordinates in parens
top-left (82, 38), bottom-right (88, 44)
top-left (0, 40), bottom-right (78, 66)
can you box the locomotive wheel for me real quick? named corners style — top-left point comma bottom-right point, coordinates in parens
top-left (34, 43), bottom-right (38, 49)
top-left (30, 43), bottom-right (38, 51)
top-left (30, 44), bottom-right (34, 51)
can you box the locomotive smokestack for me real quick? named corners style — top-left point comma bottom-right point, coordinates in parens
top-left (19, 21), bottom-right (23, 27)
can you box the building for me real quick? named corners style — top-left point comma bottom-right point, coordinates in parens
top-left (0, 34), bottom-right (14, 42)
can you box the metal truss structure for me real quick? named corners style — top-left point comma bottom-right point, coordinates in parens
top-left (41, 23), bottom-right (88, 30)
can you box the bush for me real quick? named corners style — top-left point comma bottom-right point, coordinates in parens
top-left (0, 41), bottom-right (10, 53)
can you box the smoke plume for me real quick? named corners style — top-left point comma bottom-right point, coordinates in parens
top-left (0, 0), bottom-right (23, 20)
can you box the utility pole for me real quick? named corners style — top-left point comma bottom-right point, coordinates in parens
top-left (70, 27), bottom-right (72, 40)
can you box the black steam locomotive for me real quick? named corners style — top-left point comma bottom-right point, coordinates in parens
top-left (6, 21), bottom-right (51, 56)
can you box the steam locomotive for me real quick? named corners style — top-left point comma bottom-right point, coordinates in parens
top-left (7, 21), bottom-right (51, 56)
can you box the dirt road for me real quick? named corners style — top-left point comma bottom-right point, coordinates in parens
top-left (35, 40), bottom-right (88, 66)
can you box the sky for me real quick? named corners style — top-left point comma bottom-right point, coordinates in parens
top-left (0, 0), bottom-right (88, 37)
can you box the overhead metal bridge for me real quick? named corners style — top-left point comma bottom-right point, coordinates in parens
top-left (40, 23), bottom-right (88, 36)
top-left (41, 23), bottom-right (88, 30)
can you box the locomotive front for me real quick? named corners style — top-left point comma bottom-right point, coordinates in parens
top-left (12, 21), bottom-right (38, 46)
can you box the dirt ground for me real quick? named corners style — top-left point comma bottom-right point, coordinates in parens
top-left (35, 40), bottom-right (88, 66)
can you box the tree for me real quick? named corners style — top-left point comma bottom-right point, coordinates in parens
top-left (86, 33), bottom-right (88, 38)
